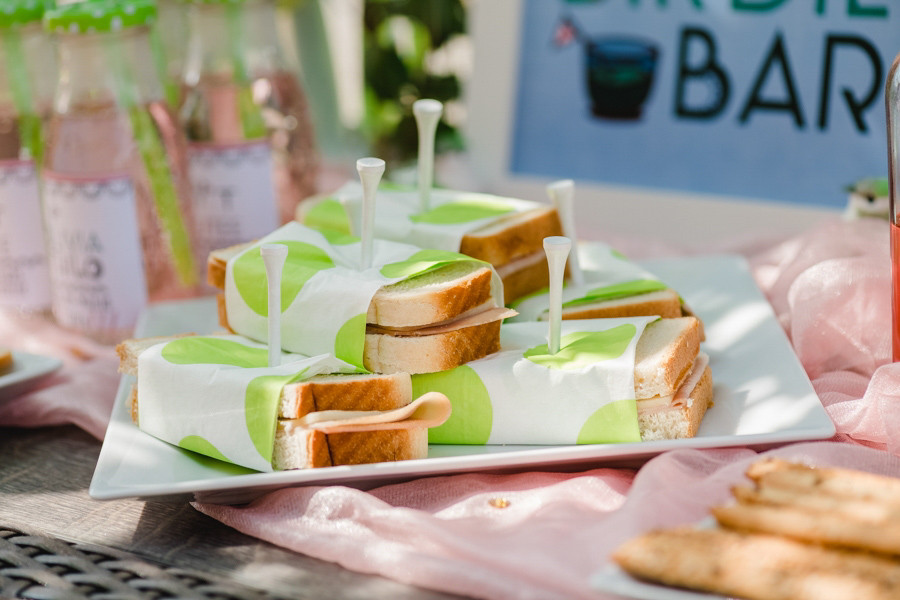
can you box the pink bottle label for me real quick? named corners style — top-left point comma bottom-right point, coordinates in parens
top-left (0, 160), bottom-right (51, 311)
top-left (42, 172), bottom-right (147, 333)
top-left (188, 140), bottom-right (279, 263)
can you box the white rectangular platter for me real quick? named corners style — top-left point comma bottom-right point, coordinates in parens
top-left (90, 251), bottom-right (835, 504)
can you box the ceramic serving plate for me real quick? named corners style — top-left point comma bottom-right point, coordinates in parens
top-left (90, 250), bottom-right (835, 504)
top-left (0, 351), bottom-right (62, 403)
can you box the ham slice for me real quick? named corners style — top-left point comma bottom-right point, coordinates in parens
top-left (367, 307), bottom-right (517, 337)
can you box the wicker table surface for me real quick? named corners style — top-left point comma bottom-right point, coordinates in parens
top-left (0, 425), bottom-right (466, 600)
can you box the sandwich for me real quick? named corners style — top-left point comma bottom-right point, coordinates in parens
top-left (208, 221), bottom-right (515, 375)
top-left (630, 316), bottom-right (710, 440)
top-left (297, 184), bottom-right (565, 304)
top-left (416, 315), bottom-right (711, 445)
top-left (509, 242), bottom-right (700, 329)
top-left (117, 334), bottom-right (451, 471)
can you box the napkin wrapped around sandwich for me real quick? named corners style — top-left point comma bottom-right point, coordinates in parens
top-left (509, 242), bottom-right (698, 325)
top-left (217, 221), bottom-right (512, 375)
top-left (298, 183), bottom-right (564, 303)
top-left (415, 316), bottom-right (711, 445)
top-left (118, 334), bottom-right (451, 472)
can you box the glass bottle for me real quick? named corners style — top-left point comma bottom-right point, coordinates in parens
top-left (180, 0), bottom-right (318, 266)
top-left (151, 0), bottom-right (187, 109)
top-left (0, 0), bottom-right (53, 317)
top-left (42, 0), bottom-right (198, 344)
top-left (888, 55), bottom-right (900, 362)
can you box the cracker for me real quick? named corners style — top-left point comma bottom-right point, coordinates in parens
top-left (713, 499), bottom-right (900, 555)
top-left (747, 458), bottom-right (900, 503)
top-left (613, 527), bottom-right (900, 600)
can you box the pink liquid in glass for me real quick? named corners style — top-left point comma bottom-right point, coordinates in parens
top-left (892, 220), bottom-right (900, 362)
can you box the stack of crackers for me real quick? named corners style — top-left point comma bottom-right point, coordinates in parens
top-left (613, 458), bottom-right (900, 600)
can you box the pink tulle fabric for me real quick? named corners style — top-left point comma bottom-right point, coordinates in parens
top-left (3, 216), bottom-right (898, 599)
top-left (0, 312), bottom-right (119, 440)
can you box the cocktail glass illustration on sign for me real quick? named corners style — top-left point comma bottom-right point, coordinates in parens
top-left (554, 16), bottom-right (660, 120)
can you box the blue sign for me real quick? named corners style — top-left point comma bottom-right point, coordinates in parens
top-left (511, 0), bottom-right (897, 208)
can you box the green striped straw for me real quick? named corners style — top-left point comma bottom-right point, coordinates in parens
top-left (0, 0), bottom-right (47, 164)
top-left (222, 0), bottom-right (266, 139)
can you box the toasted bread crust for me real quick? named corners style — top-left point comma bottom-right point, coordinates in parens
top-left (363, 319), bottom-right (502, 374)
top-left (326, 428), bottom-right (427, 466)
top-left (459, 206), bottom-right (563, 267)
top-left (368, 265), bottom-right (494, 328)
top-left (305, 429), bottom-right (333, 468)
top-left (499, 255), bottom-right (551, 305)
top-left (282, 373), bottom-right (411, 419)
top-left (562, 289), bottom-right (684, 321)
top-left (273, 424), bottom-right (427, 470)
top-left (207, 243), bottom-right (248, 289)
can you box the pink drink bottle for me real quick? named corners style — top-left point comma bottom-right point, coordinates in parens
top-left (42, 0), bottom-right (199, 344)
top-left (180, 0), bottom-right (318, 267)
top-left (0, 0), bottom-right (53, 317)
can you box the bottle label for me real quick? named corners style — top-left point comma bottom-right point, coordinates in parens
top-left (188, 141), bottom-right (279, 262)
top-left (42, 173), bottom-right (148, 334)
top-left (0, 160), bottom-right (51, 311)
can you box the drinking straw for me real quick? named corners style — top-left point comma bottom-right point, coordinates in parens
top-left (413, 98), bottom-right (442, 212)
top-left (261, 243), bottom-right (287, 367)
top-left (148, 24), bottom-right (180, 109)
top-left (105, 27), bottom-right (197, 286)
top-left (356, 157), bottom-right (385, 270)
top-left (1, 29), bottom-right (42, 164)
top-left (224, 1), bottom-right (266, 140)
top-left (544, 236), bottom-right (571, 355)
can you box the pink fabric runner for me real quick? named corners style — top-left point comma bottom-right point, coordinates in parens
top-left (2, 216), bottom-right (897, 599)
top-left (0, 312), bottom-right (119, 440)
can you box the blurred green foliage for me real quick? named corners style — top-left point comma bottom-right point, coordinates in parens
top-left (362, 0), bottom-right (467, 167)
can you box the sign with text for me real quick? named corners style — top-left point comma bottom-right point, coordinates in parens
top-left (511, 0), bottom-right (897, 208)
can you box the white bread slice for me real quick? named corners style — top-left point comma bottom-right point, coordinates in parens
top-left (555, 288), bottom-right (683, 320)
top-left (495, 250), bottom-right (551, 304)
top-left (459, 206), bottom-right (563, 267)
top-left (367, 261), bottom-right (494, 328)
top-left (633, 316), bottom-right (702, 399)
top-left (364, 319), bottom-right (502, 374)
top-left (638, 358), bottom-right (713, 441)
top-left (296, 194), bottom-right (562, 270)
